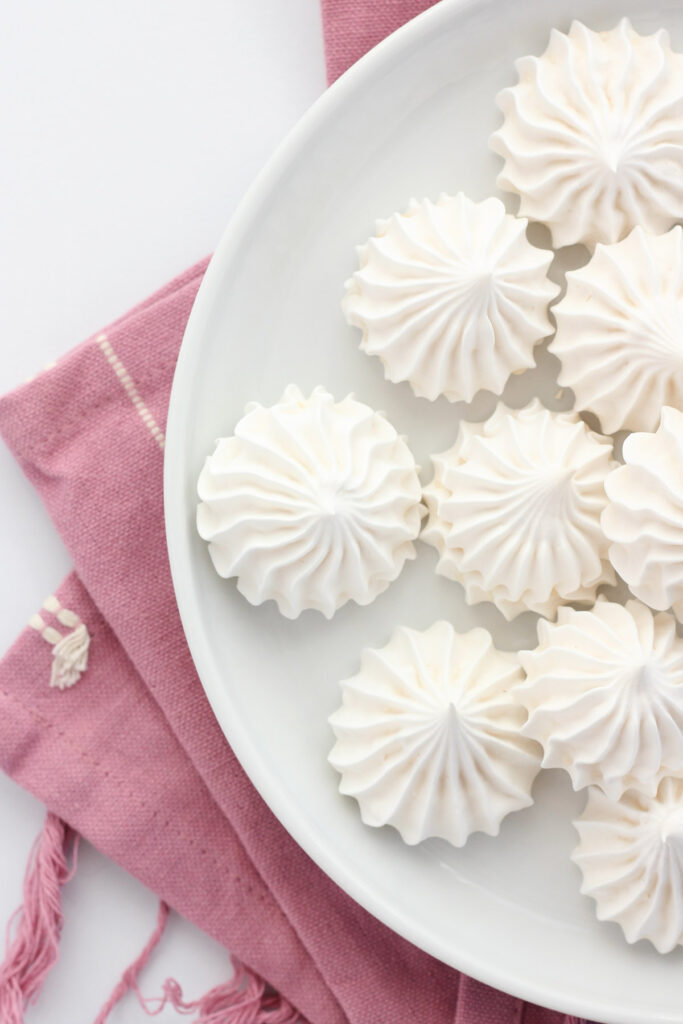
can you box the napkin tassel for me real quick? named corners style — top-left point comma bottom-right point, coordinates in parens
top-left (0, 812), bottom-right (78, 1024)
top-left (29, 596), bottom-right (91, 690)
top-left (94, 898), bottom-right (304, 1023)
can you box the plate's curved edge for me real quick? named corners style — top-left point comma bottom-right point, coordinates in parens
top-left (163, 3), bottom-right (669, 1022)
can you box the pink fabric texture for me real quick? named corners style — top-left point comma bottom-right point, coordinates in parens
top-left (0, 3), bottom-right (587, 1023)
top-left (320, 0), bottom-right (440, 82)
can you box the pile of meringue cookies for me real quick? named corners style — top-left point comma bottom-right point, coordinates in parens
top-left (197, 19), bottom-right (683, 956)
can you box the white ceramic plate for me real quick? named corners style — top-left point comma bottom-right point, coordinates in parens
top-left (164, 2), bottom-right (683, 1021)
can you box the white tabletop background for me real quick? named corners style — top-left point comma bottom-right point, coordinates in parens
top-left (0, 2), bottom-right (327, 1019)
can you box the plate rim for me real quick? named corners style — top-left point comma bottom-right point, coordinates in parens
top-left (164, 3), bottom-right (677, 1021)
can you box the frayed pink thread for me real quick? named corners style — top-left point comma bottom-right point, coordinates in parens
top-left (135, 958), bottom-right (305, 1023)
top-left (0, 812), bottom-right (78, 1024)
top-left (94, 899), bottom-right (304, 1023)
top-left (91, 899), bottom-right (170, 1024)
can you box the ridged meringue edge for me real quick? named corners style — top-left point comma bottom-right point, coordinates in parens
top-left (342, 192), bottom-right (558, 404)
top-left (197, 384), bottom-right (424, 619)
top-left (421, 400), bottom-right (616, 621)
top-left (551, 227), bottom-right (683, 435)
top-left (603, 405), bottom-right (683, 620)
top-left (572, 780), bottom-right (683, 953)
top-left (519, 598), bottom-right (683, 799)
top-left (491, 19), bottom-right (683, 249)
top-left (328, 621), bottom-right (541, 847)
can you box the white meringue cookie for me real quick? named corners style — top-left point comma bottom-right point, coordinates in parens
top-left (551, 227), bottom-right (683, 434)
top-left (603, 406), bottom-right (683, 619)
top-left (196, 385), bottom-right (423, 619)
top-left (328, 621), bottom-right (540, 846)
top-left (573, 780), bottom-right (683, 953)
top-left (491, 19), bottom-right (683, 250)
top-left (422, 401), bottom-right (616, 621)
top-left (342, 193), bottom-right (558, 404)
top-left (519, 600), bottom-right (683, 799)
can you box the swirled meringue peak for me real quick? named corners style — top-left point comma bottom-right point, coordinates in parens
top-left (328, 621), bottom-right (540, 846)
top-left (422, 401), bottom-right (616, 621)
top-left (491, 19), bottom-right (683, 249)
top-left (519, 599), bottom-right (683, 799)
top-left (551, 227), bottom-right (683, 434)
top-left (342, 193), bottom-right (558, 403)
top-left (602, 406), bottom-right (683, 619)
top-left (196, 385), bottom-right (423, 619)
top-left (573, 780), bottom-right (683, 953)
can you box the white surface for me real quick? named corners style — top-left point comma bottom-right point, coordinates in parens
top-left (165, 1), bottom-right (683, 1023)
top-left (0, 1), bottom-right (325, 1019)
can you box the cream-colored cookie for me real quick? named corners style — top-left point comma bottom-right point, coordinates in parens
top-left (422, 401), bottom-right (616, 620)
top-left (197, 385), bottom-right (423, 618)
top-left (491, 19), bottom-right (683, 249)
top-left (343, 193), bottom-right (557, 403)
top-left (329, 621), bottom-right (540, 846)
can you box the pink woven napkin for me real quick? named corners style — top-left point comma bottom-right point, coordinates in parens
top-left (320, 0), bottom-right (439, 81)
top-left (0, 4), bottom-right (587, 1023)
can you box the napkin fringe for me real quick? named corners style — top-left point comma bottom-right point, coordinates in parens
top-left (94, 898), bottom-right (304, 1023)
top-left (0, 812), bottom-right (78, 1024)
top-left (0, 812), bottom-right (304, 1024)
